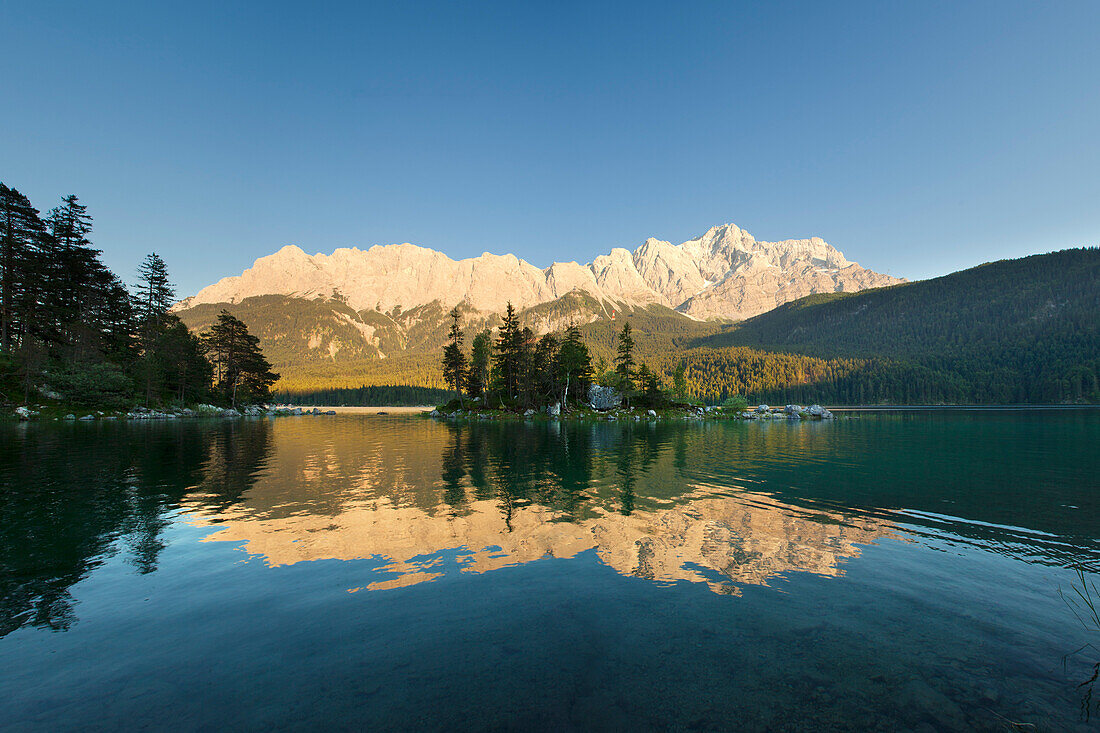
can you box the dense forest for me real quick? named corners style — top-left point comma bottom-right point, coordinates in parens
top-left (695, 248), bottom-right (1100, 404)
top-left (0, 181), bottom-right (277, 411)
top-left (274, 384), bottom-right (452, 406)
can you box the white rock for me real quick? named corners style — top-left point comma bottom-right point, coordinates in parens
top-left (177, 223), bottom-right (903, 322)
top-left (588, 385), bottom-right (621, 410)
top-left (647, 409), bottom-right (657, 417)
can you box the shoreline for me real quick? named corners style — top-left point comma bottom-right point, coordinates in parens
top-left (8, 402), bottom-right (1097, 423)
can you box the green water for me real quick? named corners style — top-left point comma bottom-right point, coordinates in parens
top-left (1, 411), bottom-right (1098, 730)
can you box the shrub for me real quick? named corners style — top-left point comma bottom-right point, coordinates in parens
top-left (47, 363), bottom-right (134, 408)
top-left (722, 394), bottom-right (749, 412)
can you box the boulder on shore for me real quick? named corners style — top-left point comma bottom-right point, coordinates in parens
top-left (547, 403), bottom-right (561, 417)
top-left (588, 385), bottom-right (622, 410)
top-left (37, 385), bottom-right (63, 400)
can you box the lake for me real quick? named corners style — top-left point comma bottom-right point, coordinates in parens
top-left (2, 411), bottom-right (1098, 731)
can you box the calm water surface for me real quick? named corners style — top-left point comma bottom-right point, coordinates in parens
top-left (1, 411), bottom-right (1098, 731)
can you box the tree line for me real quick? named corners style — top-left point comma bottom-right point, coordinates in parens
top-left (273, 384), bottom-right (452, 406)
top-left (1, 181), bottom-right (277, 409)
top-left (440, 303), bottom-right (689, 410)
top-left (700, 247), bottom-right (1100, 404)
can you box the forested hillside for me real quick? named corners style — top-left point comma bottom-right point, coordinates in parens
top-left (694, 248), bottom-right (1100, 403)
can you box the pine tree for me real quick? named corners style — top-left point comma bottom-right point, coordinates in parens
top-left (467, 329), bottom-right (491, 398)
top-left (441, 306), bottom-right (467, 398)
top-left (43, 195), bottom-right (109, 360)
top-left (0, 184), bottom-right (47, 354)
top-left (557, 324), bottom-right (592, 410)
top-left (133, 253), bottom-right (178, 404)
top-left (202, 310), bottom-right (279, 408)
top-left (158, 316), bottom-right (212, 404)
top-left (615, 321), bottom-right (636, 405)
top-left (492, 303), bottom-right (521, 400)
top-left (135, 253), bottom-right (175, 332)
top-left (534, 333), bottom-right (560, 404)
top-left (518, 326), bottom-right (536, 405)
top-left (637, 362), bottom-right (662, 406)
top-left (615, 321), bottom-right (635, 379)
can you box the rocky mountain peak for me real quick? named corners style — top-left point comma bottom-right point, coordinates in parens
top-left (180, 222), bottom-right (904, 321)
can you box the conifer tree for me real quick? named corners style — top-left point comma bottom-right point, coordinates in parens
top-left (0, 184), bottom-right (47, 354)
top-left (135, 253), bottom-right (175, 332)
top-left (492, 303), bottom-right (521, 399)
top-left (466, 329), bottom-right (492, 398)
top-left (615, 321), bottom-right (635, 379)
top-left (158, 316), bottom-right (212, 404)
top-left (534, 333), bottom-right (560, 404)
top-left (637, 362), bottom-right (662, 406)
top-left (557, 324), bottom-right (592, 410)
top-left (133, 253), bottom-right (178, 404)
top-left (202, 310), bottom-right (279, 408)
top-left (441, 306), bottom-right (467, 398)
top-left (518, 326), bottom-right (536, 405)
top-left (614, 321), bottom-right (636, 406)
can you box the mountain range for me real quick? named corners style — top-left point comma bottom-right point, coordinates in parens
top-left (173, 216), bottom-right (1099, 405)
top-left (177, 223), bottom-right (902, 322)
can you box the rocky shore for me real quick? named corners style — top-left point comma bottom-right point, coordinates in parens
top-left (8, 403), bottom-right (338, 422)
top-left (429, 401), bottom-right (834, 422)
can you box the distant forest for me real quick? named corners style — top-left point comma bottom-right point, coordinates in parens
top-left (274, 384), bottom-right (451, 406)
top-left (694, 248), bottom-right (1100, 404)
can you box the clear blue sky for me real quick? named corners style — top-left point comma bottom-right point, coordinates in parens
top-left (2, 1), bottom-right (1098, 297)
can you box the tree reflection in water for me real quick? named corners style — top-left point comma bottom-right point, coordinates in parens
top-left (0, 420), bottom-right (272, 637)
top-left (181, 418), bottom-right (893, 596)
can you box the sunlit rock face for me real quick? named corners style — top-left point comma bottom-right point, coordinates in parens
top-left (188, 493), bottom-right (891, 595)
top-left (177, 223), bottom-right (903, 321)
top-left (182, 418), bottom-right (895, 596)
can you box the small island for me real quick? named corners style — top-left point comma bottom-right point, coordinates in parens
top-left (428, 304), bottom-right (834, 422)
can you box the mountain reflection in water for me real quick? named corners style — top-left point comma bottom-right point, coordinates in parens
top-left (3, 412), bottom-right (1100, 730)
top-left (189, 491), bottom-right (892, 594)
top-left (175, 417), bottom-right (893, 594)
top-left (3, 411), bottom-right (1098, 640)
